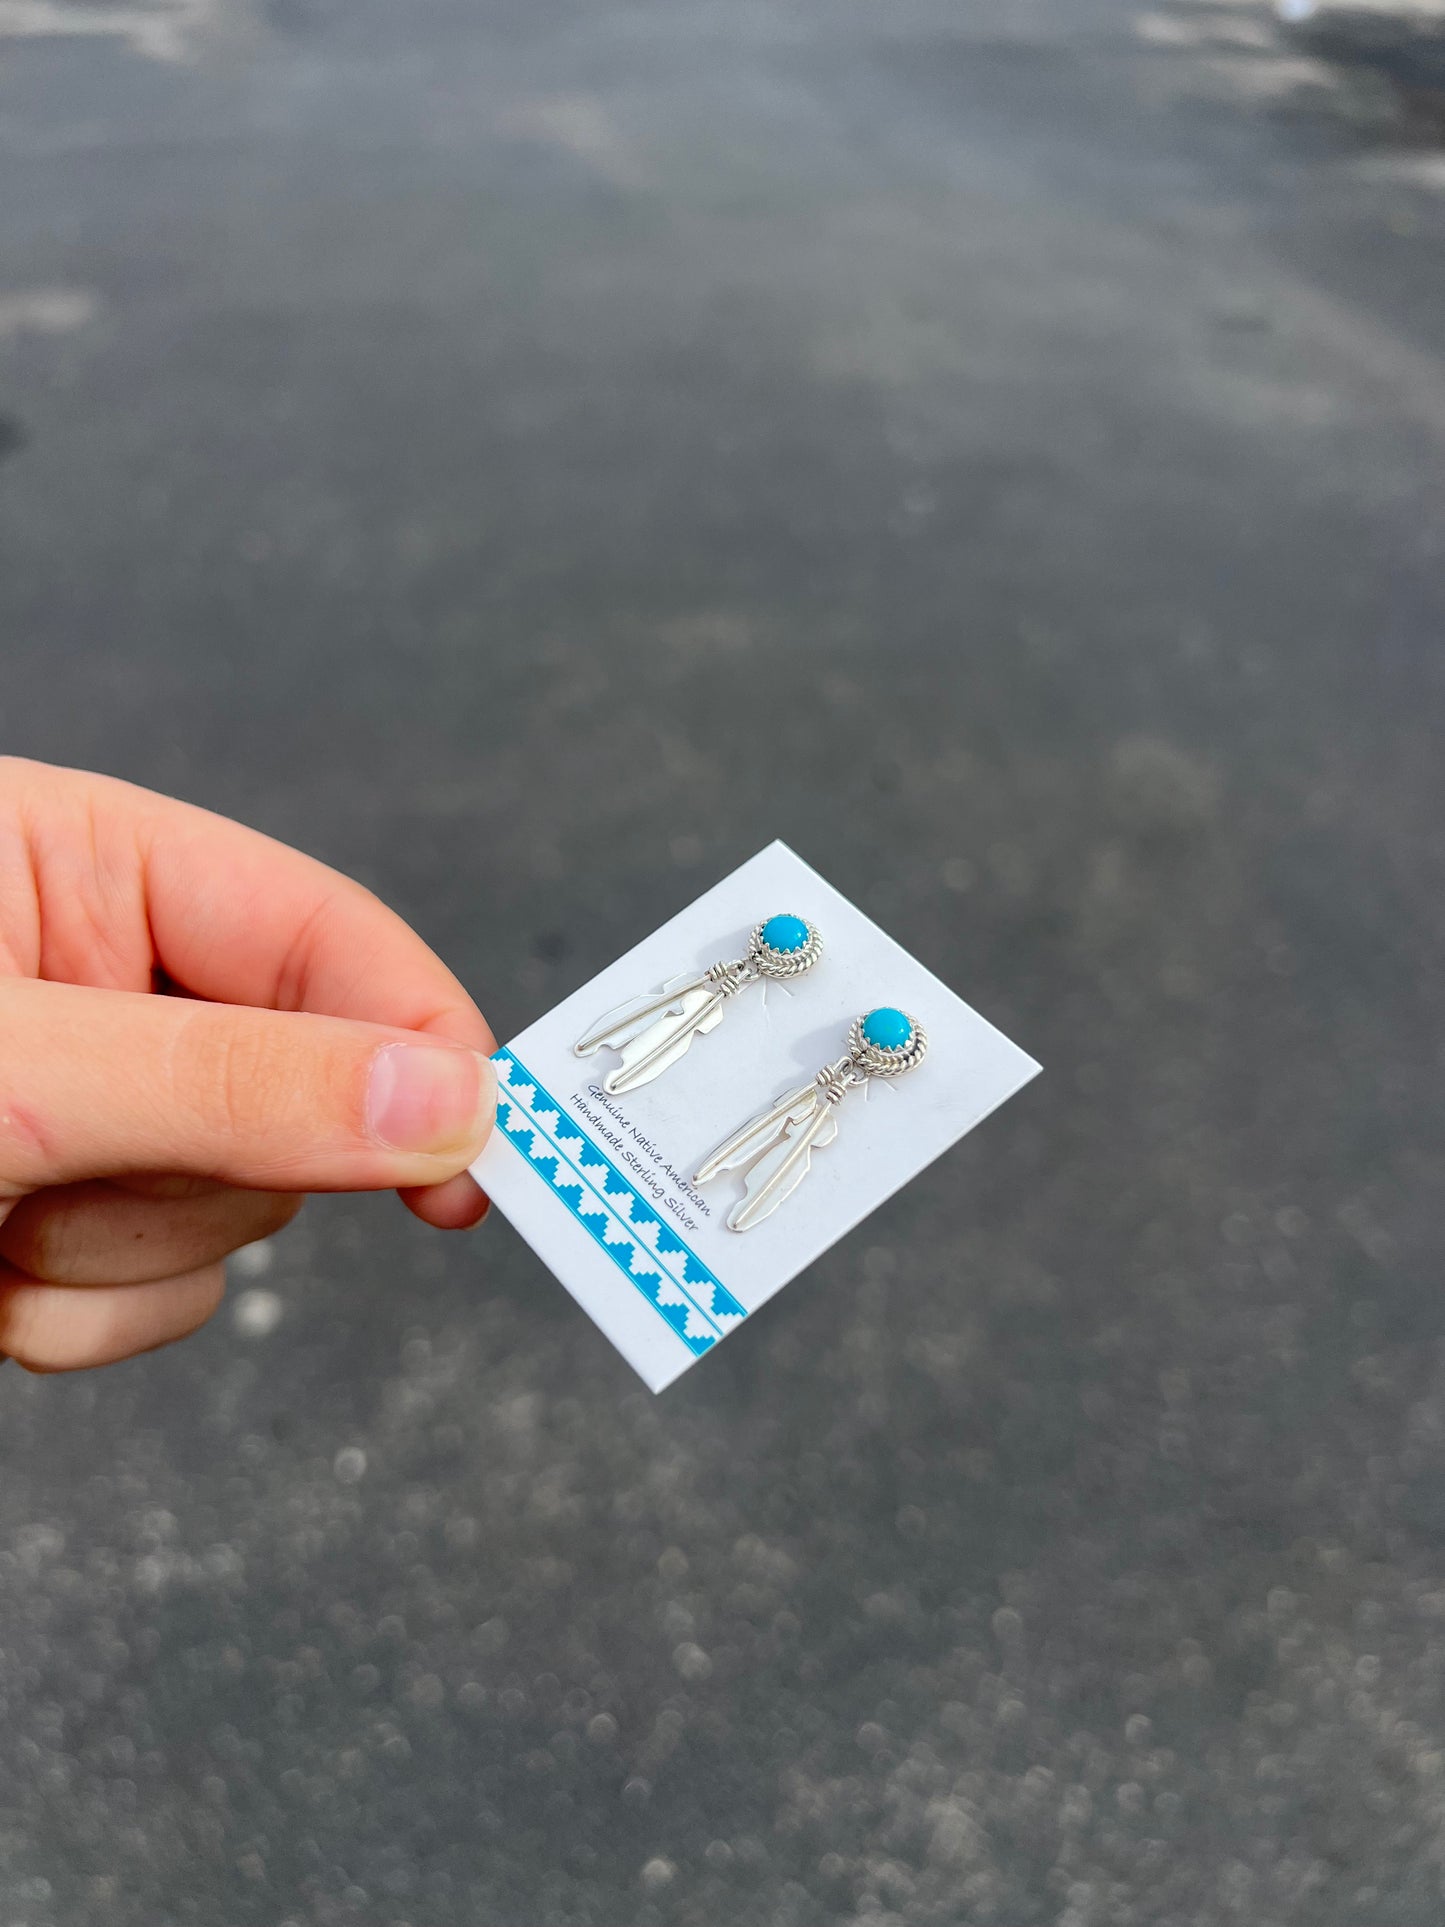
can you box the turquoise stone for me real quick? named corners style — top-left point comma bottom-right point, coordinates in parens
top-left (862, 1006), bottom-right (913, 1052)
top-left (761, 913), bottom-right (810, 954)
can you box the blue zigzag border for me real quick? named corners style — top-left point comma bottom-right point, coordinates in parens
top-left (492, 1049), bottom-right (746, 1357)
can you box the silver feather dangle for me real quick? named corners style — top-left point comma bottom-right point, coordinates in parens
top-left (694, 1007), bottom-right (928, 1232)
top-left (574, 914), bottom-right (822, 1097)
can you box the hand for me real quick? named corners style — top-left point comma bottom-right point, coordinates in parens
top-left (0, 758), bottom-right (497, 1372)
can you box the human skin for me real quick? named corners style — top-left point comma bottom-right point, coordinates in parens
top-left (0, 758), bottom-right (498, 1372)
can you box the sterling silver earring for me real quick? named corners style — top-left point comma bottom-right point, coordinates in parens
top-left (574, 914), bottom-right (823, 1097)
top-left (694, 1007), bottom-right (927, 1231)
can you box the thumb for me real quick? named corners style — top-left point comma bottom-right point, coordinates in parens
top-left (0, 977), bottom-right (496, 1199)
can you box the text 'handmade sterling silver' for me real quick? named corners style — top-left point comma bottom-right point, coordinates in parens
top-left (573, 914), bottom-right (822, 1097)
top-left (693, 1007), bottom-right (929, 1232)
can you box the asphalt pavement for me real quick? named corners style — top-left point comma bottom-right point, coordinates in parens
top-left (1, 1), bottom-right (1444, 1922)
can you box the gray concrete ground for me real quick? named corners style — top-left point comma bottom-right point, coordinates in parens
top-left (2, 1), bottom-right (1444, 1921)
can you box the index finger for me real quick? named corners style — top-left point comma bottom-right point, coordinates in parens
top-left (134, 781), bottom-right (495, 1051)
top-left (140, 786), bottom-right (499, 1230)
top-left (4, 761), bottom-right (492, 1050)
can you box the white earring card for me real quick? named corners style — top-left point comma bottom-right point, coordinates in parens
top-left (470, 842), bottom-right (1041, 1392)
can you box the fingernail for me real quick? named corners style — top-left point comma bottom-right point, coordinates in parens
top-left (366, 1045), bottom-right (495, 1157)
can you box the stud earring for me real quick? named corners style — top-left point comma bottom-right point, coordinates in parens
top-left (694, 1007), bottom-right (927, 1231)
top-left (574, 914), bottom-right (823, 1097)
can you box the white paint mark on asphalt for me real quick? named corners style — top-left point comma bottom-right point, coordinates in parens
top-left (1352, 151), bottom-right (1445, 191)
top-left (498, 95), bottom-right (646, 189)
top-left (0, 0), bottom-right (220, 63)
top-left (232, 1289), bottom-right (284, 1338)
top-left (229, 1237), bottom-right (275, 1280)
top-left (0, 288), bottom-right (96, 340)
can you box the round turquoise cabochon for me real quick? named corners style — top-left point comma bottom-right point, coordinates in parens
top-left (862, 1006), bottom-right (914, 1051)
top-left (761, 913), bottom-right (810, 954)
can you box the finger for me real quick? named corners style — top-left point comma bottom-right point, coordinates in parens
top-left (399, 1171), bottom-right (491, 1231)
top-left (0, 1179), bottom-right (300, 1285)
top-left (6, 760), bottom-right (498, 1226)
top-left (0, 1260), bottom-right (226, 1372)
top-left (3, 760), bottom-right (493, 1049)
top-left (0, 976), bottom-right (496, 1194)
